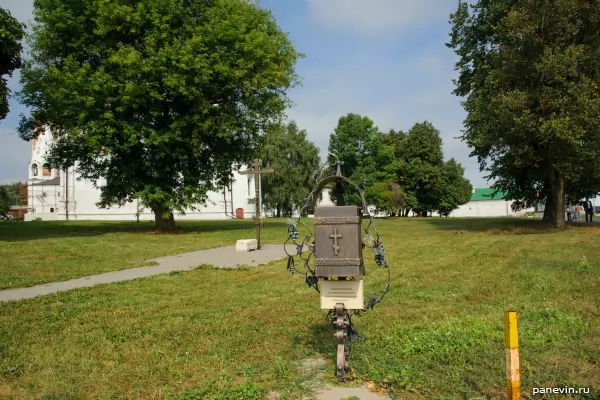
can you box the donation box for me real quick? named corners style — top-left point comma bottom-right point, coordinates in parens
top-left (314, 206), bottom-right (363, 277)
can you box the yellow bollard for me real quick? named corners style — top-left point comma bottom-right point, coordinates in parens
top-left (505, 310), bottom-right (520, 399)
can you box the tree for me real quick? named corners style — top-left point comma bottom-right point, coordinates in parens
top-left (327, 113), bottom-right (380, 205)
top-left (0, 7), bottom-right (26, 120)
top-left (0, 186), bottom-right (10, 217)
top-left (258, 120), bottom-right (320, 217)
top-left (436, 159), bottom-right (473, 217)
top-left (0, 182), bottom-right (19, 198)
top-left (366, 181), bottom-right (405, 216)
top-left (402, 121), bottom-right (445, 216)
top-left (17, 0), bottom-right (302, 230)
top-left (448, 0), bottom-right (600, 228)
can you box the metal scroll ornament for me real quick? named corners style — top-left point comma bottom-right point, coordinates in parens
top-left (283, 162), bottom-right (391, 379)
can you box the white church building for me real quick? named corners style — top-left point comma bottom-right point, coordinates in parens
top-left (25, 127), bottom-right (261, 221)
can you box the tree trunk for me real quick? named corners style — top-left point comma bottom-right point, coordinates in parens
top-left (541, 183), bottom-right (555, 223)
top-left (549, 168), bottom-right (565, 228)
top-left (276, 204), bottom-right (281, 218)
top-left (542, 199), bottom-right (554, 222)
top-left (153, 206), bottom-right (176, 231)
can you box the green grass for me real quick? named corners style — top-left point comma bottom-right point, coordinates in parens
top-left (0, 218), bottom-right (599, 399)
top-left (0, 219), bottom-right (284, 289)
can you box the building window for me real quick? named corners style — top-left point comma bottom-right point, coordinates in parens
top-left (32, 164), bottom-right (38, 176)
top-left (50, 208), bottom-right (54, 213)
top-left (247, 176), bottom-right (253, 197)
top-left (42, 164), bottom-right (52, 176)
top-left (55, 169), bottom-right (60, 178)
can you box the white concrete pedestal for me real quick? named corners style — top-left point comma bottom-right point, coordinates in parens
top-left (236, 239), bottom-right (258, 252)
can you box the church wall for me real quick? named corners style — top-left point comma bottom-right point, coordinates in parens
top-left (23, 127), bottom-right (274, 221)
top-left (26, 163), bottom-right (258, 221)
top-left (57, 168), bottom-right (257, 221)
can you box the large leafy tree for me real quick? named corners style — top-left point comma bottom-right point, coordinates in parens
top-left (366, 180), bottom-right (405, 216)
top-left (0, 7), bottom-right (26, 120)
top-left (402, 121), bottom-right (445, 216)
top-left (17, 0), bottom-right (302, 230)
top-left (327, 113), bottom-right (380, 205)
top-left (448, 0), bottom-right (600, 228)
top-left (436, 158), bottom-right (473, 217)
top-left (258, 120), bottom-right (320, 217)
top-left (0, 186), bottom-right (11, 217)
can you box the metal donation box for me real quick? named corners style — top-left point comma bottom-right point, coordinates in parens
top-left (314, 206), bottom-right (363, 277)
top-left (283, 160), bottom-right (391, 379)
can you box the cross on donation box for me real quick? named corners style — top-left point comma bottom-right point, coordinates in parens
top-left (330, 228), bottom-right (342, 256)
top-left (314, 206), bottom-right (363, 277)
top-left (239, 158), bottom-right (274, 249)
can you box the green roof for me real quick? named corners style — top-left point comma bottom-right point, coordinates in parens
top-left (9, 205), bottom-right (27, 210)
top-left (470, 188), bottom-right (506, 201)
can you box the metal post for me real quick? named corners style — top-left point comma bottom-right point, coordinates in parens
top-left (230, 182), bottom-right (234, 216)
top-left (65, 167), bottom-right (69, 220)
top-left (239, 159), bottom-right (273, 249)
top-left (255, 173), bottom-right (260, 248)
top-left (259, 173), bottom-right (263, 217)
top-left (505, 310), bottom-right (520, 400)
top-left (335, 161), bottom-right (344, 206)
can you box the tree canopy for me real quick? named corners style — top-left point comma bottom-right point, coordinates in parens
top-left (327, 114), bottom-right (472, 217)
top-left (0, 186), bottom-right (11, 218)
top-left (18, 0), bottom-right (302, 230)
top-left (448, 0), bottom-right (600, 227)
top-left (0, 7), bottom-right (26, 120)
top-left (258, 120), bottom-right (320, 217)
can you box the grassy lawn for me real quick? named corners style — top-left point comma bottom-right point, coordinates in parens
top-left (0, 219), bottom-right (285, 289)
top-left (0, 218), bottom-right (599, 399)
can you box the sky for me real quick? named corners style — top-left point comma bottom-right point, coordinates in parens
top-left (0, 0), bottom-right (489, 187)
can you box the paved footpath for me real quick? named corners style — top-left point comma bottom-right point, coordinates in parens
top-left (0, 244), bottom-right (288, 302)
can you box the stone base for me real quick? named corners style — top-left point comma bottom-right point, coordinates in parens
top-left (236, 239), bottom-right (258, 252)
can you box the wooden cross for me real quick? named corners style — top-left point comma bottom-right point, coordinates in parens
top-left (239, 158), bottom-right (274, 249)
top-left (329, 228), bottom-right (343, 256)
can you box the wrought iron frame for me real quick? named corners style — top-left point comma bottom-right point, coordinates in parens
top-left (283, 161), bottom-right (392, 379)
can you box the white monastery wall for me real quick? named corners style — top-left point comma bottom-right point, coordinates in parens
top-left (25, 127), bottom-right (257, 221)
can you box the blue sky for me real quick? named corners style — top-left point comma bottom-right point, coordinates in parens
top-left (0, 0), bottom-right (488, 187)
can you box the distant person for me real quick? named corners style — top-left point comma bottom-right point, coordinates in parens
top-left (566, 205), bottom-right (572, 222)
top-left (575, 205), bottom-right (581, 221)
top-left (584, 197), bottom-right (594, 223)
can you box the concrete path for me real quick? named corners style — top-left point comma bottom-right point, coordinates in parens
top-left (314, 384), bottom-right (392, 400)
top-left (0, 244), bottom-right (288, 302)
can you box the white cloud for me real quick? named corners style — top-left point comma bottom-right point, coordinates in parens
top-left (306, 0), bottom-right (452, 37)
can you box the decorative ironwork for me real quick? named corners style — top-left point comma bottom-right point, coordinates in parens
top-left (283, 157), bottom-right (391, 380)
top-left (314, 216), bottom-right (361, 225)
top-left (314, 258), bottom-right (361, 266)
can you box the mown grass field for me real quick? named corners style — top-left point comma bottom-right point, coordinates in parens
top-left (0, 219), bottom-right (281, 289)
top-left (0, 218), bottom-right (599, 399)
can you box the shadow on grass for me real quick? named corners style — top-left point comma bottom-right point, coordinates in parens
top-left (305, 322), bottom-right (335, 356)
top-left (420, 217), bottom-right (573, 235)
top-left (0, 218), bottom-right (289, 242)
